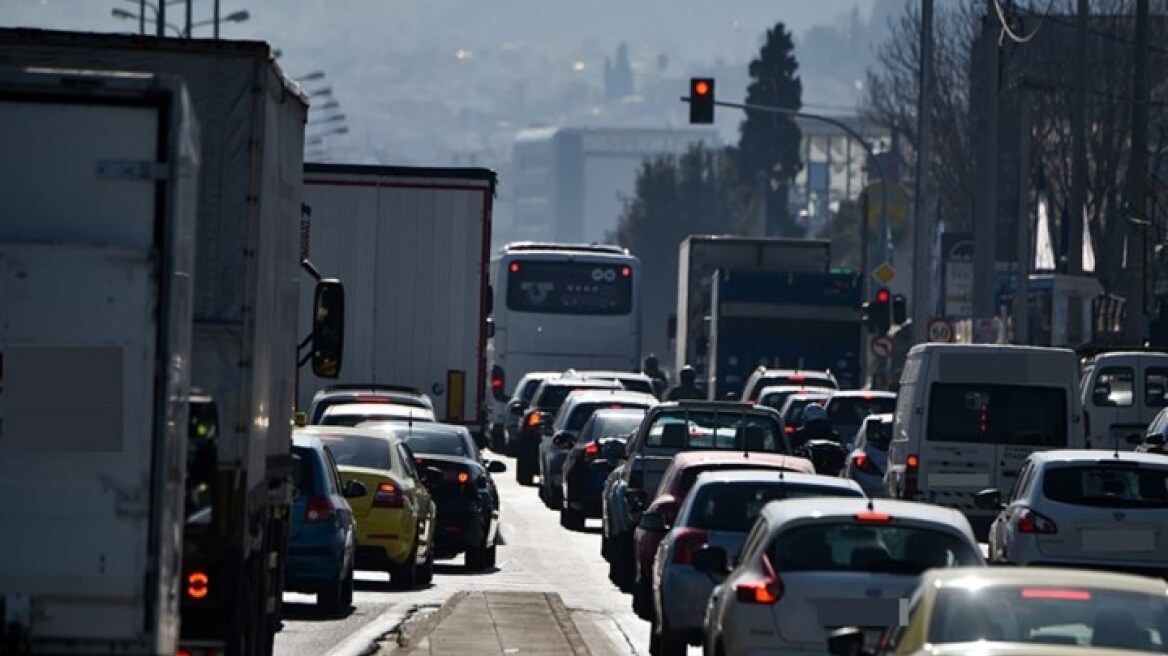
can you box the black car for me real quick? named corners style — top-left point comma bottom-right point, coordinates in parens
top-left (361, 421), bottom-right (505, 570)
top-left (560, 408), bottom-right (647, 530)
top-left (515, 376), bottom-right (622, 486)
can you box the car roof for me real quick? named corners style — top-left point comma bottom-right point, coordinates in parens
top-left (760, 497), bottom-right (972, 535)
top-left (320, 403), bottom-right (434, 417)
top-left (862, 413), bottom-right (894, 425)
top-left (753, 368), bottom-right (836, 378)
top-left (296, 425), bottom-right (398, 442)
top-left (358, 420), bottom-right (471, 437)
top-left (291, 430), bottom-right (326, 449)
top-left (921, 565), bottom-right (1168, 596)
top-left (561, 389), bottom-right (658, 405)
top-left (827, 390), bottom-right (896, 399)
top-left (691, 468), bottom-right (863, 492)
top-left (590, 407), bottom-right (649, 419)
top-left (518, 371), bottom-right (559, 383)
top-left (538, 377), bottom-right (623, 389)
top-left (669, 450), bottom-right (815, 474)
top-left (757, 384), bottom-right (833, 396)
top-left (572, 370), bottom-right (652, 380)
top-left (1027, 449), bottom-right (1168, 467)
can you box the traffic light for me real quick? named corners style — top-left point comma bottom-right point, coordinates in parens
top-left (892, 293), bottom-right (908, 325)
top-left (689, 77), bottom-right (714, 124)
top-left (865, 287), bottom-right (892, 334)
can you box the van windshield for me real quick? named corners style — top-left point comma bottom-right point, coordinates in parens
top-left (926, 383), bottom-right (1067, 447)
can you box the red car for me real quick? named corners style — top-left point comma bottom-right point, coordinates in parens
top-left (629, 450), bottom-right (814, 619)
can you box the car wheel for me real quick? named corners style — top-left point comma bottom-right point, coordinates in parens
top-left (484, 542), bottom-right (497, 568)
top-left (390, 541), bottom-right (420, 590)
top-left (340, 565), bottom-right (354, 608)
top-left (632, 576), bottom-right (654, 621)
top-left (317, 574), bottom-right (344, 615)
top-left (649, 624), bottom-right (686, 656)
top-left (560, 507), bottom-right (585, 531)
top-left (516, 451), bottom-right (534, 486)
top-left (416, 544), bottom-right (435, 586)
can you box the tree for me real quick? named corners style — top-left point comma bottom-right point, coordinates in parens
top-left (735, 22), bottom-right (804, 237)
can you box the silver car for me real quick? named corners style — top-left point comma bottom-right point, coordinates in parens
top-left (698, 497), bottom-right (984, 656)
top-left (649, 471), bottom-right (864, 656)
top-left (842, 413), bottom-right (893, 498)
top-left (979, 449), bottom-right (1168, 575)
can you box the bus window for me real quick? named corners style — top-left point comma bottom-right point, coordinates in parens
top-left (506, 261), bottom-right (632, 315)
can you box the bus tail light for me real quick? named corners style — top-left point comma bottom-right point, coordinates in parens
top-left (490, 365), bottom-right (506, 401)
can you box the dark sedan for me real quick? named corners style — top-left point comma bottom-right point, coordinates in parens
top-left (361, 421), bottom-right (505, 570)
top-left (559, 408), bottom-right (647, 530)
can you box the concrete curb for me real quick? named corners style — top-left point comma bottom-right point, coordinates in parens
top-left (386, 591), bottom-right (467, 654)
top-left (545, 592), bottom-right (591, 656)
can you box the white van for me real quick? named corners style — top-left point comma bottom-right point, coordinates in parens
top-left (1080, 351), bottom-right (1168, 450)
top-left (885, 344), bottom-right (1084, 537)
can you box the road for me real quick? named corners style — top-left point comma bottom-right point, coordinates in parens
top-left (275, 450), bottom-right (661, 656)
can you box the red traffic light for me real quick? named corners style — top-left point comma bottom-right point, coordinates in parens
top-left (693, 80), bottom-right (711, 96)
top-left (876, 288), bottom-right (891, 304)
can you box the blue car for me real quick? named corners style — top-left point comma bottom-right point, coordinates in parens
top-left (559, 408), bottom-right (647, 530)
top-left (285, 430), bottom-right (365, 614)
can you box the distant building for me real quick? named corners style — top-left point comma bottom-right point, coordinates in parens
top-left (507, 126), bottom-right (720, 245)
top-left (789, 115), bottom-right (892, 235)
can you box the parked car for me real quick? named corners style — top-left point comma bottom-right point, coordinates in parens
top-left (821, 390), bottom-right (896, 444)
top-left (362, 421), bottom-right (506, 571)
top-left (740, 367), bottom-right (838, 403)
top-left (698, 498), bottom-right (984, 656)
top-left (285, 430), bottom-right (365, 614)
top-left (650, 471), bottom-right (864, 655)
top-left (539, 389), bottom-right (658, 509)
top-left (830, 566), bottom-right (1168, 656)
top-left (515, 376), bottom-right (622, 485)
top-left (631, 451), bottom-right (815, 620)
top-left (318, 402), bottom-right (436, 427)
top-left (308, 384), bottom-right (435, 423)
top-left (560, 408), bottom-right (647, 530)
top-left (300, 426), bottom-right (437, 588)
top-left (777, 391), bottom-right (832, 439)
top-left (601, 401), bottom-right (789, 592)
top-left (977, 449), bottom-right (1168, 576)
top-left (756, 384), bottom-right (835, 413)
top-left (499, 371), bottom-right (557, 455)
top-left (842, 413), bottom-right (894, 498)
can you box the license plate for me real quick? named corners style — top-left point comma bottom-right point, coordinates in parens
top-left (927, 472), bottom-right (989, 487)
top-left (1081, 529), bottom-right (1155, 552)
top-left (817, 598), bottom-right (907, 627)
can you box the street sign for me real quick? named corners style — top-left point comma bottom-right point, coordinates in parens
top-left (871, 262), bottom-right (896, 286)
top-left (927, 318), bottom-right (954, 343)
top-left (870, 335), bottom-right (894, 359)
top-left (862, 181), bottom-right (910, 230)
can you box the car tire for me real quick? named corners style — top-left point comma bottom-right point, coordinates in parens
top-left (466, 543), bottom-right (491, 571)
top-left (649, 626), bottom-right (686, 656)
top-left (632, 576), bottom-right (654, 621)
top-left (340, 565), bottom-right (354, 608)
top-left (516, 449), bottom-right (535, 486)
top-left (416, 544), bottom-right (435, 586)
top-left (560, 507), bottom-right (585, 531)
top-left (391, 541), bottom-right (420, 590)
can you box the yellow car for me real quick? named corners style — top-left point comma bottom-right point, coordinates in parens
top-left (300, 426), bottom-right (436, 588)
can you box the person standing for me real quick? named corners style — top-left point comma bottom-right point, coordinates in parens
top-left (642, 354), bottom-right (668, 399)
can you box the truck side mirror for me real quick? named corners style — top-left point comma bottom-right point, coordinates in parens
top-left (485, 317), bottom-right (496, 339)
top-left (667, 313), bottom-right (677, 340)
top-left (312, 279), bottom-right (345, 379)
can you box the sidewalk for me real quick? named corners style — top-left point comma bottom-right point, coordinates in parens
top-left (394, 591), bottom-right (628, 656)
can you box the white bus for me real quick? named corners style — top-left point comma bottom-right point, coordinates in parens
top-left (486, 242), bottom-right (642, 442)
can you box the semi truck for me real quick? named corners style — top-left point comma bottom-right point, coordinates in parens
top-left (0, 30), bottom-right (342, 655)
top-left (296, 164), bottom-right (496, 440)
top-left (672, 236), bottom-right (832, 381)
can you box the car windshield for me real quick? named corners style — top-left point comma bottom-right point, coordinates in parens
top-left (644, 409), bottom-right (786, 454)
top-left (926, 383), bottom-right (1067, 447)
top-left (567, 401), bottom-right (650, 431)
top-left (395, 430), bottom-right (471, 458)
top-left (318, 433), bottom-right (392, 471)
top-left (687, 482), bottom-right (863, 532)
top-left (927, 585), bottom-right (1168, 649)
top-left (768, 523), bottom-right (980, 574)
top-left (1042, 464), bottom-right (1168, 508)
top-left (321, 412), bottom-right (418, 427)
top-left (827, 396), bottom-right (896, 427)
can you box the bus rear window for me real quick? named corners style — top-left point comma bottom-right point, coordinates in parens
top-left (506, 260), bottom-right (632, 315)
top-left (926, 383), bottom-right (1067, 447)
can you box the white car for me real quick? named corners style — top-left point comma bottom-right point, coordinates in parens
top-left (698, 497), bottom-right (984, 656)
top-left (978, 449), bottom-right (1168, 575)
top-left (842, 413), bottom-right (893, 498)
top-left (650, 470), bottom-right (864, 656)
top-left (318, 402), bottom-right (436, 426)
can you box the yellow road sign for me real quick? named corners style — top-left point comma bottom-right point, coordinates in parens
top-left (872, 262), bottom-right (896, 285)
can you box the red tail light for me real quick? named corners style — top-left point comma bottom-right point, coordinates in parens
top-left (905, 453), bottom-right (920, 499)
top-left (373, 481), bottom-right (405, 508)
top-left (735, 555), bottom-right (782, 604)
top-left (583, 442), bottom-right (600, 460)
top-left (854, 452), bottom-right (880, 475)
top-left (305, 496), bottom-right (335, 522)
top-left (671, 527), bottom-right (709, 565)
top-left (1016, 507), bottom-right (1058, 534)
top-left (784, 424), bottom-right (795, 435)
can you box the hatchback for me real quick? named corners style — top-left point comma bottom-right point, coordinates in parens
top-left (699, 497), bottom-right (983, 656)
top-left (842, 413), bottom-right (894, 498)
top-left (821, 390), bottom-right (896, 445)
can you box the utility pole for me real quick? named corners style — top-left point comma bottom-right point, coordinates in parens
top-left (1014, 88), bottom-right (1032, 344)
top-left (1125, 0), bottom-right (1150, 344)
top-left (185, 0), bottom-right (193, 37)
top-left (214, 0), bottom-right (221, 38)
top-left (157, 0), bottom-right (166, 37)
top-left (972, 7), bottom-right (1000, 320)
top-left (911, 0), bottom-right (935, 344)
top-left (1068, 0), bottom-right (1087, 277)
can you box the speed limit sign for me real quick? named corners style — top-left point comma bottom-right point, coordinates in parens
top-left (927, 318), bottom-right (954, 343)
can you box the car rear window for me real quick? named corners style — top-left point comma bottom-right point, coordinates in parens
top-left (617, 379), bottom-right (656, 395)
top-left (567, 401), bottom-right (650, 431)
top-left (827, 396), bottom-right (896, 426)
top-left (782, 397), bottom-right (829, 425)
top-left (753, 375), bottom-right (836, 399)
top-left (928, 585), bottom-right (1168, 648)
top-left (645, 409), bottom-right (786, 454)
top-left (1042, 464), bottom-right (1168, 508)
top-left (688, 482), bottom-right (863, 532)
top-left (926, 383), bottom-right (1067, 447)
top-left (291, 447), bottom-right (315, 498)
top-left (590, 413), bottom-right (645, 441)
top-left (397, 432), bottom-right (471, 458)
top-left (318, 434), bottom-right (392, 471)
top-left (519, 378), bottom-right (545, 404)
top-left (768, 523), bottom-right (980, 574)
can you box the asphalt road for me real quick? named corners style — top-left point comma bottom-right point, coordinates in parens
top-left (275, 451), bottom-right (659, 656)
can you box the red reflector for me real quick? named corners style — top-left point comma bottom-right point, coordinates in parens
top-left (527, 414), bottom-right (542, 427)
top-left (906, 454), bottom-right (920, 468)
top-left (509, 262), bottom-right (520, 273)
top-left (855, 511), bottom-right (892, 523)
top-left (621, 266), bottom-right (631, 277)
top-left (457, 471), bottom-right (470, 484)
top-left (735, 580), bottom-right (780, 604)
top-left (1021, 588), bottom-right (1091, 601)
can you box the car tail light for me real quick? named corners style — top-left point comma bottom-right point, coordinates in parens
top-left (491, 365), bottom-right (506, 401)
top-left (735, 555), bottom-right (782, 604)
top-left (671, 528), bottom-right (709, 565)
top-left (784, 424), bottom-right (796, 435)
top-left (186, 571), bottom-right (209, 600)
top-left (854, 452), bottom-right (880, 475)
top-left (905, 453), bottom-right (920, 499)
top-left (854, 511), bottom-right (892, 524)
top-left (305, 496), bottom-right (335, 522)
top-left (1021, 588), bottom-right (1091, 601)
top-left (373, 481), bottom-right (405, 508)
top-left (527, 413), bottom-right (543, 428)
top-left (583, 442), bottom-right (600, 460)
top-left (1016, 507), bottom-right (1057, 534)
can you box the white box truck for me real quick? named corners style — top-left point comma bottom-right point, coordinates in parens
top-left (0, 67), bottom-right (199, 654)
top-left (298, 164), bottom-right (496, 439)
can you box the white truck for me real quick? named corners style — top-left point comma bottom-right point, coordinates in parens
top-left (297, 164), bottom-right (496, 440)
top-left (0, 67), bottom-right (199, 654)
top-left (0, 29), bottom-right (343, 655)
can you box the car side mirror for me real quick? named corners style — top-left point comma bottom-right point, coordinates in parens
top-left (553, 432), bottom-right (575, 449)
top-left (1126, 431), bottom-right (1145, 445)
top-left (541, 420), bottom-right (555, 437)
top-left (485, 317), bottom-right (495, 339)
top-left (690, 545), bottom-right (728, 575)
top-left (421, 466), bottom-right (445, 488)
top-left (827, 627), bottom-right (870, 656)
top-left (508, 402), bottom-right (524, 417)
top-left (311, 279), bottom-right (345, 379)
top-left (626, 488), bottom-right (648, 512)
top-left (1146, 433), bottom-right (1167, 447)
top-left (342, 480), bottom-right (367, 499)
top-left (486, 459), bottom-right (507, 474)
top-left (638, 512), bottom-right (667, 532)
top-left (973, 488), bottom-right (1003, 510)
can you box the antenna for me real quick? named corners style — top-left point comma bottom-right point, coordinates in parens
top-left (867, 498), bottom-right (875, 511)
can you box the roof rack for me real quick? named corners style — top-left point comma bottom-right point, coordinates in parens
top-left (321, 383), bottom-right (426, 396)
top-left (502, 241), bottom-right (628, 255)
